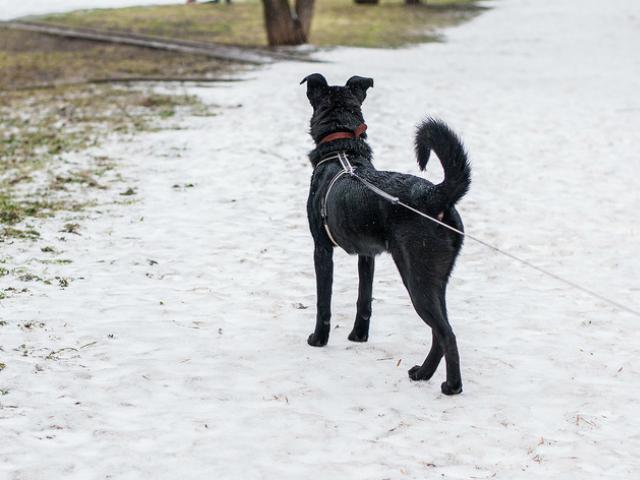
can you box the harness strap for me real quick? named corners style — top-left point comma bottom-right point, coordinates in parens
top-left (319, 151), bottom-right (354, 247)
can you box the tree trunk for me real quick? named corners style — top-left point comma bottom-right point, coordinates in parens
top-left (354, 0), bottom-right (379, 4)
top-left (405, 0), bottom-right (422, 4)
top-left (295, 0), bottom-right (315, 39)
top-left (262, 0), bottom-right (315, 46)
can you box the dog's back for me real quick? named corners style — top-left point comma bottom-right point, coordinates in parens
top-left (320, 118), bottom-right (470, 258)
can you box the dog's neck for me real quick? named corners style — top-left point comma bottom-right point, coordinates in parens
top-left (309, 138), bottom-right (373, 168)
top-left (318, 123), bottom-right (367, 144)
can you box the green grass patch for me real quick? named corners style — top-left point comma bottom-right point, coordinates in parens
top-left (38, 258), bottom-right (73, 265)
top-left (36, 0), bottom-right (485, 48)
top-left (0, 193), bottom-right (65, 225)
top-left (0, 86), bottom-right (209, 239)
top-left (0, 227), bottom-right (41, 241)
top-left (0, 28), bottom-right (236, 90)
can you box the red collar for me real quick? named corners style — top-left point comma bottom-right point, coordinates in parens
top-left (319, 123), bottom-right (367, 144)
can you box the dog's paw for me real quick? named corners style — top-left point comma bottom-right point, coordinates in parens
top-left (408, 365), bottom-right (433, 381)
top-left (347, 329), bottom-right (368, 342)
top-left (307, 332), bottom-right (329, 347)
top-left (441, 381), bottom-right (463, 396)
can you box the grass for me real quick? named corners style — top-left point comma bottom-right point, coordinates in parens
top-left (0, 29), bottom-right (236, 91)
top-left (0, 71), bottom-right (217, 296)
top-left (1, 87), bottom-right (205, 163)
top-left (0, 194), bottom-right (62, 225)
top-left (313, 0), bottom-right (485, 47)
top-left (0, 227), bottom-right (41, 241)
top-left (35, 0), bottom-right (485, 48)
top-left (0, 85), bottom-right (212, 241)
top-left (0, 12), bottom-right (227, 249)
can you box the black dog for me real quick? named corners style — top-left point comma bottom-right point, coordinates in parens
top-left (301, 73), bottom-right (471, 395)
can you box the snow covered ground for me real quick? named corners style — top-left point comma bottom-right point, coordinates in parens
top-left (1, 0), bottom-right (640, 478)
top-left (0, 0), bottom-right (181, 20)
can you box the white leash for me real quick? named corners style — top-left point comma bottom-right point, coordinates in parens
top-left (317, 151), bottom-right (640, 318)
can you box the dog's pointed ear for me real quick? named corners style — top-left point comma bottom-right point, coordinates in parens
top-left (346, 75), bottom-right (374, 103)
top-left (300, 73), bottom-right (328, 105)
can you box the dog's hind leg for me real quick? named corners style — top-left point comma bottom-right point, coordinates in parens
top-left (348, 255), bottom-right (375, 342)
top-left (436, 294), bottom-right (463, 395)
top-left (408, 330), bottom-right (443, 382)
top-left (392, 249), bottom-right (463, 395)
top-left (416, 292), bottom-right (462, 395)
top-left (410, 287), bottom-right (462, 395)
top-left (308, 245), bottom-right (334, 347)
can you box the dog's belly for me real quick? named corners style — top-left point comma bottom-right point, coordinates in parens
top-left (327, 208), bottom-right (387, 256)
top-left (338, 234), bottom-right (386, 256)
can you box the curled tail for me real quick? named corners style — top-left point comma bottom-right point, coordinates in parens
top-left (415, 117), bottom-right (471, 209)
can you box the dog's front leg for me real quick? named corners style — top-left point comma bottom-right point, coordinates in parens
top-left (348, 255), bottom-right (374, 342)
top-left (308, 245), bottom-right (334, 347)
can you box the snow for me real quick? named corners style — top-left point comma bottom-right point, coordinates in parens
top-left (1, 0), bottom-right (640, 478)
top-left (0, 0), bottom-right (182, 20)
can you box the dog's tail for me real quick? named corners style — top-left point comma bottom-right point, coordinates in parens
top-left (415, 117), bottom-right (471, 209)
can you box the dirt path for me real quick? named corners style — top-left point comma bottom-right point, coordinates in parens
top-left (1, 1), bottom-right (639, 478)
top-left (2, 21), bottom-right (313, 64)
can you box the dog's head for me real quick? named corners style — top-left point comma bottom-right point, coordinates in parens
top-left (301, 73), bottom-right (374, 144)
